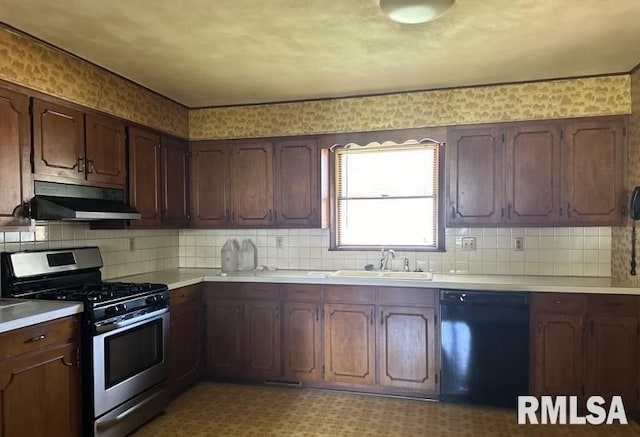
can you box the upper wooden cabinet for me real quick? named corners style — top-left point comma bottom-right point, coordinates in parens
top-left (564, 117), bottom-right (626, 225)
top-left (447, 126), bottom-right (503, 225)
top-left (0, 87), bottom-right (31, 227)
top-left (274, 138), bottom-right (320, 227)
top-left (190, 136), bottom-right (320, 228)
top-left (504, 123), bottom-right (562, 224)
top-left (231, 141), bottom-right (274, 226)
top-left (85, 113), bottom-right (126, 188)
top-left (190, 142), bottom-right (230, 227)
top-left (129, 127), bottom-right (162, 228)
top-left (161, 136), bottom-right (190, 227)
top-left (129, 127), bottom-right (189, 228)
top-left (32, 98), bottom-right (126, 189)
top-left (447, 116), bottom-right (627, 227)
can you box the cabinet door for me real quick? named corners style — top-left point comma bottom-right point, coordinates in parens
top-left (128, 127), bottom-right (162, 227)
top-left (161, 136), bottom-right (190, 227)
top-left (585, 316), bottom-right (638, 411)
top-left (274, 138), bottom-right (319, 227)
top-left (32, 98), bottom-right (85, 182)
top-left (283, 302), bottom-right (322, 382)
top-left (564, 117), bottom-right (626, 225)
top-left (85, 113), bottom-right (126, 188)
top-left (190, 142), bottom-right (231, 227)
top-left (231, 141), bottom-right (274, 226)
top-left (504, 123), bottom-right (562, 224)
top-left (324, 303), bottom-right (375, 385)
top-left (0, 88), bottom-right (31, 226)
top-left (447, 126), bottom-right (503, 226)
top-left (379, 306), bottom-right (437, 392)
top-left (205, 298), bottom-right (243, 375)
top-left (532, 313), bottom-right (584, 396)
top-left (0, 343), bottom-right (81, 437)
top-left (170, 300), bottom-right (202, 396)
top-left (244, 300), bottom-right (281, 379)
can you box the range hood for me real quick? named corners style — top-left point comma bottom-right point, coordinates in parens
top-left (30, 181), bottom-right (141, 221)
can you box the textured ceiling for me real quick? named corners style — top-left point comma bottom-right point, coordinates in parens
top-left (1, 0), bottom-right (639, 107)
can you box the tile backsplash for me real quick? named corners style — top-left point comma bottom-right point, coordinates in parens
top-left (179, 226), bottom-right (611, 277)
top-left (0, 222), bottom-right (179, 280)
top-left (0, 223), bottom-right (610, 279)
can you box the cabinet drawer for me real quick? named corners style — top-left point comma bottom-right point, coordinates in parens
top-left (170, 285), bottom-right (201, 307)
top-left (587, 295), bottom-right (638, 317)
top-left (532, 293), bottom-right (586, 314)
top-left (281, 284), bottom-right (321, 301)
top-left (204, 283), bottom-right (243, 299)
top-left (323, 286), bottom-right (374, 303)
top-left (378, 287), bottom-right (436, 306)
top-left (0, 316), bottom-right (79, 361)
top-left (241, 283), bottom-right (280, 300)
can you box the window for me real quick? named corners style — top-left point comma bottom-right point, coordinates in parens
top-left (331, 140), bottom-right (444, 250)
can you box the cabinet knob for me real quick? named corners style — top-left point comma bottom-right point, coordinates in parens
top-left (28, 334), bottom-right (47, 342)
top-left (77, 157), bottom-right (85, 173)
top-left (537, 320), bottom-right (541, 334)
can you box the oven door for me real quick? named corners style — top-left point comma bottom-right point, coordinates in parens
top-left (92, 308), bottom-right (169, 418)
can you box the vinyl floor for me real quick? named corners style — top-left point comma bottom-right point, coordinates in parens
top-left (131, 382), bottom-right (640, 436)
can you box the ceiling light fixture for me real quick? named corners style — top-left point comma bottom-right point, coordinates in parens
top-left (380, 0), bottom-right (455, 24)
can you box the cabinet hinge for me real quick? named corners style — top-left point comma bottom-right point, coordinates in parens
top-left (435, 372), bottom-right (438, 384)
top-left (501, 133), bottom-right (505, 143)
top-left (560, 129), bottom-right (564, 140)
top-left (435, 314), bottom-right (437, 324)
top-left (76, 348), bottom-right (81, 365)
top-left (322, 364), bottom-right (325, 375)
top-left (623, 126), bottom-right (627, 136)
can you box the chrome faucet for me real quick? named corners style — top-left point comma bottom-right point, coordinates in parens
top-left (380, 249), bottom-right (396, 270)
top-left (403, 257), bottom-right (410, 272)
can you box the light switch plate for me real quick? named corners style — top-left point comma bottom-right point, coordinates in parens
top-left (461, 237), bottom-right (476, 251)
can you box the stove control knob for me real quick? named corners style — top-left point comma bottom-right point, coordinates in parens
top-left (145, 295), bottom-right (158, 304)
top-left (105, 306), bottom-right (117, 316)
top-left (157, 294), bottom-right (165, 301)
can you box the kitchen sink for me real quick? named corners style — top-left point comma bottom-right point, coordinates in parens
top-left (331, 270), bottom-right (433, 280)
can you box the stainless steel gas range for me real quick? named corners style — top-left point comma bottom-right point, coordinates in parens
top-left (1, 247), bottom-right (169, 437)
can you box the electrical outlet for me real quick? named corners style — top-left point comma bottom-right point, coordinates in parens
top-left (461, 237), bottom-right (476, 251)
top-left (513, 237), bottom-right (524, 251)
top-left (276, 236), bottom-right (285, 248)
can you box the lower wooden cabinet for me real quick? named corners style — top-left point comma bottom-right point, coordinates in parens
top-left (0, 316), bottom-right (82, 437)
top-left (323, 303), bottom-right (376, 385)
top-left (170, 285), bottom-right (203, 396)
top-left (282, 301), bottom-right (322, 382)
top-left (533, 312), bottom-right (584, 396)
top-left (531, 293), bottom-right (639, 412)
top-left (379, 305), bottom-right (437, 391)
top-left (204, 284), bottom-right (438, 397)
top-left (244, 299), bottom-right (281, 379)
top-left (206, 297), bottom-right (243, 375)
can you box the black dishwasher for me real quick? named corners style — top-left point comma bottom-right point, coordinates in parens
top-left (440, 290), bottom-right (529, 408)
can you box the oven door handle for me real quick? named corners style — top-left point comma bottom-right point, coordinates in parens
top-left (94, 307), bottom-right (168, 334)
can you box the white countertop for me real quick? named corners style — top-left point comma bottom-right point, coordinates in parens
top-left (2, 269), bottom-right (634, 334)
top-left (0, 299), bottom-right (83, 334)
top-left (114, 268), bottom-right (639, 295)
